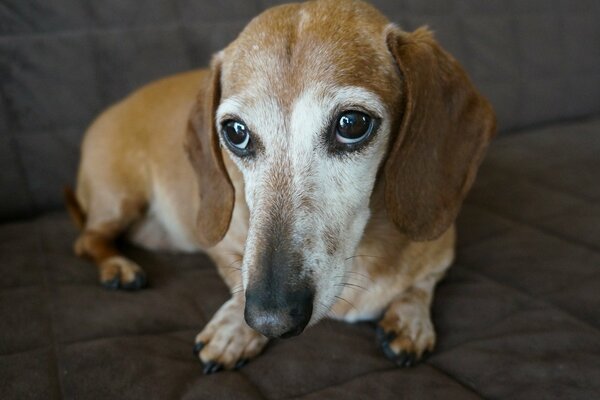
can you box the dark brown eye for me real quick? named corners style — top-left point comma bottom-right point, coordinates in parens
top-left (335, 111), bottom-right (373, 144)
top-left (222, 120), bottom-right (250, 152)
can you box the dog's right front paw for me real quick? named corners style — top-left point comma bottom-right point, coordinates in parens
top-left (194, 298), bottom-right (268, 374)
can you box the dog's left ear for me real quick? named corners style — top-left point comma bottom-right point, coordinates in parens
top-left (384, 26), bottom-right (496, 241)
top-left (185, 54), bottom-right (235, 247)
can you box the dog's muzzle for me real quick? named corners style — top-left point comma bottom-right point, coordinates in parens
top-left (244, 285), bottom-right (314, 339)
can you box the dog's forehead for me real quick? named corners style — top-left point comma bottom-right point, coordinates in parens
top-left (220, 0), bottom-right (400, 106)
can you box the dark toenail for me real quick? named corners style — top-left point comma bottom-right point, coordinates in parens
top-left (193, 342), bottom-right (205, 356)
top-left (380, 341), bottom-right (398, 361)
top-left (203, 361), bottom-right (216, 374)
top-left (376, 326), bottom-right (396, 344)
top-left (136, 273), bottom-right (148, 288)
top-left (102, 277), bottom-right (119, 290)
top-left (235, 358), bottom-right (248, 370)
top-left (403, 353), bottom-right (416, 367)
top-left (211, 363), bottom-right (223, 374)
top-left (395, 351), bottom-right (409, 367)
top-left (122, 272), bottom-right (147, 291)
top-left (203, 361), bottom-right (222, 375)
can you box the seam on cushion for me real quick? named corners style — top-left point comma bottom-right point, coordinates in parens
top-left (0, 66), bottom-right (13, 133)
top-left (425, 362), bottom-right (486, 399)
top-left (283, 365), bottom-right (484, 400)
top-left (463, 200), bottom-right (600, 254)
top-left (172, 0), bottom-right (196, 69)
top-left (457, 203), bottom-right (516, 248)
top-left (498, 114), bottom-right (600, 135)
top-left (557, 1), bottom-right (571, 116)
top-left (59, 327), bottom-right (206, 348)
top-left (482, 157), bottom-right (600, 205)
top-left (236, 370), bottom-right (270, 400)
top-left (0, 344), bottom-right (53, 358)
top-left (431, 270), bottom-right (598, 353)
top-left (510, 7), bottom-right (525, 128)
top-left (1, 7), bottom-right (592, 40)
top-left (48, 128), bottom-right (79, 156)
top-left (3, 59), bottom-right (36, 215)
top-left (34, 219), bottom-right (65, 399)
top-left (454, 1), bottom-right (468, 67)
top-left (81, 0), bottom-right (109, 109)
top-left (0, 283), bottom-right (46, 292)
top-left (501, 169), bottom-right (599, 205)
top-left (9, 135), bottom-right (37, 216)
top-left (9, 124), bottom-right (86, 136)
top-left (456, 211), bottom-right (600, 331)
top-left (0, 20), bottom-right (252, 41)
top-left (282, 366), bottom-right (397, 400)
top-left (455, 258), bottom-right (600, 335)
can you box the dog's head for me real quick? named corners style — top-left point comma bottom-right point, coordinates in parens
top-left (186, 0), bottom-right (496, 338)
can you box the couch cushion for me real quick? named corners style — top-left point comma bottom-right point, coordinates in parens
top-left (0, 118), bottom-right (598, 399)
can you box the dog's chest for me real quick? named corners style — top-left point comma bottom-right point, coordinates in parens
top-left (128, 181), bottom-right (201, 252)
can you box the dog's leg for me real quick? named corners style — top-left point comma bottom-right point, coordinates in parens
top-left (73, 197), bottom-right (147, 290)
top-left (376, 272), bottom-right (442, 367)
top-left (194, 295), bottom-right (269, 374)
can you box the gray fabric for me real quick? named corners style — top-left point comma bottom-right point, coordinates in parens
top-left (1, 117), bottom-right (599, 399)
top-left (1, 0), bottom-right (600, 218)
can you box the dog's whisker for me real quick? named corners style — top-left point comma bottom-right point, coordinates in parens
top-left (315, 301), bottom-right (332, 320)
top-left (334, 272), bottom-right (374, 284)
top-left (223, 259), bottom-right (243, 272)
top-left (344, 254), bottom-right (386, 261)
top-left (230, 284), bottom-right (244, 296)
top-left (334, 295), bottom-right (357, 311)
top-left (345, 270), bottom-right (372, 278)
top-left (334, 282), bottom-right (369, 292)
top-left (221, 252), bottom-right (244, 258)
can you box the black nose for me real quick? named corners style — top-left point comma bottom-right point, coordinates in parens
top-left (244, 289), bottom-right (313, 339)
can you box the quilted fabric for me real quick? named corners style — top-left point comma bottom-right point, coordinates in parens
top-left (1, 117), bottom-right (599, 399)
top-left (1, 0), bottom-right (600, 218)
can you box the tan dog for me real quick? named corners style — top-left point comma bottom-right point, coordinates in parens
top-left (66, 0), bottom-right (495, 374)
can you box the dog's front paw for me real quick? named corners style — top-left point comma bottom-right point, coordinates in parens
top-left (376, 299), bottom-right (435, 368)
top-left (98, 256), bottom-right (147, 290)
top-left (194, 298), bottom-right (268, 374)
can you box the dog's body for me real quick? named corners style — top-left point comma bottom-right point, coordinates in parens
top-left (68, 0), bottom-right (495, 373)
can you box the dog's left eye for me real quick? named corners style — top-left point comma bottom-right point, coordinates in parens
top-left (221, 120), bottom-right (251, 154)
top-left (335, 111), bottom-right (373, 145)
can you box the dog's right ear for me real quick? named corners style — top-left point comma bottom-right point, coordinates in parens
top-left (185, 54), bottom-right (235, 247)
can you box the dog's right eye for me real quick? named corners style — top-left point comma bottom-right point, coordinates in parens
top-left (221, 120), bottom-right (252, 155)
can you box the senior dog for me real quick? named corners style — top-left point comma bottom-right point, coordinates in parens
top-left (66, 0), bottom-right (496, 374)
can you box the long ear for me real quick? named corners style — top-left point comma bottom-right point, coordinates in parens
top-left (384, 26), bottom-right (496, 241)
top-left (184, 55), bottom-right (234, 246)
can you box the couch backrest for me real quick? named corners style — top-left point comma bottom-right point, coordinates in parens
top-left (1, 0), bottom-right (599, 219)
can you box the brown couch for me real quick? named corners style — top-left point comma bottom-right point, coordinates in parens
top-left (1, 1), bottom-right (599, 398)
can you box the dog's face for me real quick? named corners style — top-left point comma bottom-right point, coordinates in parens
top-left (217, 1), bottom-right (401, 338)
top-left (186, 0), bottom-right (496, 339)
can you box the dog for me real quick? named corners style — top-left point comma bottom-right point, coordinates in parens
top-left (65, 0), bottom-right (496, 374)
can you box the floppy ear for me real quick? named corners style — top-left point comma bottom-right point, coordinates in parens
top-left (384, 26), bottom-right (496, 241)
top-left (184, 55), bottom-right (235, 247)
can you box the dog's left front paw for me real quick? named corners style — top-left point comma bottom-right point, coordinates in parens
top-left (376, 298), bottom-right (435, 368)
top-left (194, 298), bottom-right (268, 374)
